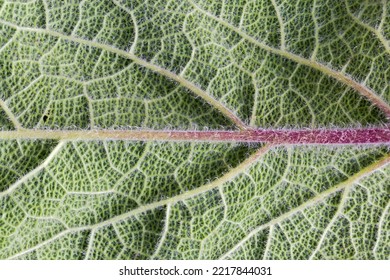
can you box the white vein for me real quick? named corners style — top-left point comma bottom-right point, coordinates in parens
top-left (151, 203), bottom-right (171, 258)
top-left (373, 200), bottom-right (390, 257)
top-left (219, 155), bottom-right (390, 260)
top-left (308, 187), bottom-right (350, 259)
top-left (0, 141), bottom-right (66, 198)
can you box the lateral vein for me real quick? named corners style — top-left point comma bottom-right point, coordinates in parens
top-left (7, 145), bottom-right (271, 259)
top-left (188, 0), bottom-right (390, 119)
top-left (0, 99), bottom-right (23, 130)
top-left (219, 154), bottom-right (390, 259)
top-left (0, 19), bottom-right (248, 130)
top-left (0, 141), bottom-right (66, 198)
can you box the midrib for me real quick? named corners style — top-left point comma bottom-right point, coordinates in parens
top-left (0, 128), bottom-right (388, 144)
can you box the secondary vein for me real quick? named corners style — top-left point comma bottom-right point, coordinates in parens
top-left (7, 145), bottom-right (272, 259)
top-left (219, 153), bottom-right (390, 259)
top-left (0, 19), bottom-right (248, 130)
top-left (0, 99), bottom-right (23, 130)
top-left (188, 0), bottom-right (390, 119)
top-left (0, 141), bottom-right (66, 198)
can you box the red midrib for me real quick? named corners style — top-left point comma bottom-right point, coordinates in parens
top-left (149, 128), bottom-right (390, 144)
top-left (1, 127), bottom-right (389, 144)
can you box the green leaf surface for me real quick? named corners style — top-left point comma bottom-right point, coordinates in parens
top-left (0, 0), bottom-right (389, 260)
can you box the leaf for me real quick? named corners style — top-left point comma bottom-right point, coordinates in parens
top-left (0, 0), bottom-right (389, 260)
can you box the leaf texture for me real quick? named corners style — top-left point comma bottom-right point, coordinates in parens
top-left (0, 0), bottom-right (389, 260)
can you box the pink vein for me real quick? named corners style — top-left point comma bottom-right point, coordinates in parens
top-left (1, 127), bottom-right (389, 144)
top-left (188, 1), bottom-right (390, 120)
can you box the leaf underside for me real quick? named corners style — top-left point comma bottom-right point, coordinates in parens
top-left (0, 0), bottom-right (389, 260)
